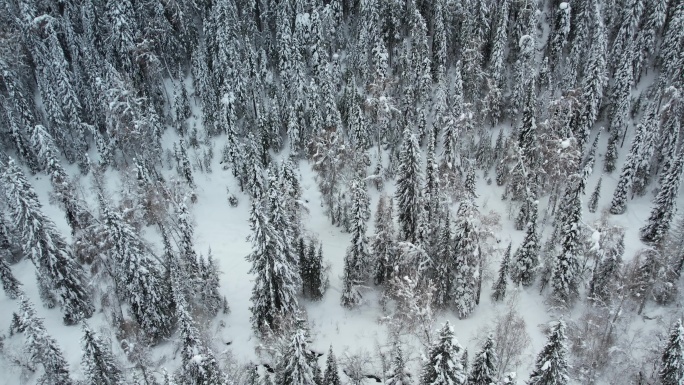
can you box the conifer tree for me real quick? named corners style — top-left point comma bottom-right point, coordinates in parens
top-left (177, 139), bottom-right (195, 188)
top-left (527, 321), bottom-right (569, 385)
top-left (385, 344), bottom-right (411, 385)
top-left (342, 177), bottom-right (370, 308)
top-left (511, 201), bottom-right (539, 287)
top-left (640, 153), bottom-right (684, 244)
top-left (660, 319), bottom-right (684, 385)
top-left (452, 201), bottom-right (480, 318)
top-left (373, 195), bottom-right (397, 286)
top-left (176, 296), bottom-right (227, 385)
top-left (607, 46), bottom-right (633, 171)
top-left (323, 346), bottom-right (341, 385)
top-left (0, 256), bottom-right (22, 299)
top-left (551, 171), bottom-right (587, 306)
top-left (421, 321), bottom-right (467, 385)
top-left (658, 2), bottom-right (684, 84)
top-left (431, 0), bottom-right (447, 80)
top-left (310, 242), bottom-right (326, 301)
top-left (610, 114), bottom-right (650, 215)
top-left (29, 124), bottom-right (91, 234)
top-left (492, 242), bottom-right (512, 302)
top-left (198, 252), bottom-right (224, 317)
top-left (1, 157), bottom-right (93, 324)
top-left (588, 228), bottom-right (625, 305)
top-left (396, 126), bottom-right (422, 244)
top-left (588, 177), bottom-right (602, 213)
top-left (549, 2), bottom-right (571, 70)
top-left (434, 208), bottom-right (454, 308)
top-left (246, 197), bottom-right (300, 333)
top-left (17, 298), bottom-right (73, 385)
top-left (469, 336), bottom-right (498, 385)
top-left (490, 0), bottom-right (509, 91)
top-left (276, 319), bottom-right (320, 385)
top-left (578, 3), bottom-right (607, 149)
top-left (100, 195), bottom-right (175, 341)
top-left (81, 324), bottom-right (125, 385)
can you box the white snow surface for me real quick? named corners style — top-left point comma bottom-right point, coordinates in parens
top-left (2, 90), bottom-right (684, 385)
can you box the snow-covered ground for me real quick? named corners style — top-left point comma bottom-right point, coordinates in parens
top-left (2, 118), bottom-right (681, 385)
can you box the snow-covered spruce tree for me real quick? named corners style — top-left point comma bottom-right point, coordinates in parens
top-left (175, 77), bottom-right (192, 136)
top-left (310, 126), bottom-right (350, 219)
top-left (276, 318), bottom-right (320, 385)
top-left (0, 255), bottom-right (22, 299)
top-left (176, 296), bottom-right (227, 385)
top-left (28, 124), bottom-right (92, 235)
top-left (518, 80), bottom-right (539, 172)
top-left (1, 157), bottom-right (93, 324)
top-left (342, 178), bottom-right (370, 308)
top-left (81, 324), bottom-right (125, 385)
top-left (492, 242), bottom-right (512, 302)
top-left (549, 2), bottom-right (571, 71)
top-left (175, 200), bottom-right (201, 309)
top-left (17, 298), bottom-right (73, 385)
top-left (469, 335), bottom-right (498, 385)
top-left (563, 3), bottom-right (593, 89)
top-left (606, 45), bottom-right (634, 173)
top-left (511, 200), bottom-right (539, 287)
top-left (658, 2), bottom-right (684, 84)
top-left (452, 200), bottom-right (480, 318)
top-left (385, 343), bottom-right (411, 385)
top-left (433, 207), bottom-right (454, 309)
top-left (578, 2), bottom-right (607, 151)
top-left (588, 227), bottom-right (625, 305)
top-left (396, 126), bottom-right (423, 244)
top-left (631, 102), bottom-right (660, 197)
top-left (610, 116), bottom-right (648, 214)
top-left (660, 319), bottom-right (684, 385)
top-left (177, 139), bottom-right (195, 188)
top-left (421, 321), bottom-right (467, 385)
top-left (639, 153), bottom-right (684, 244)
top-left (431, 0), bottom-right (447, 80)
top-left (527, 321), bottom-right (569, 385)
top-left (301, 238), bottom-right (325, 301)
top-left (323, 345), bottom-right (341, 385)
top-left (98, 191), bottom-right (174, 336)
top-left (198, 251), bottom-right (224, 317)
top-left (246, 196), bottom-right (300, 333)
top-left (588, 177), bottom-right (602, 213)
top-left (551, 170), bottom-right (587, 306)
top-left (656, 95), bottom-right (681, 187)
top-left (373, 194), bottom-right (397, 286)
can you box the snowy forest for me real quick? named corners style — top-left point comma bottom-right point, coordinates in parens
top-left (0, 0), bottom-right (684, 383)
